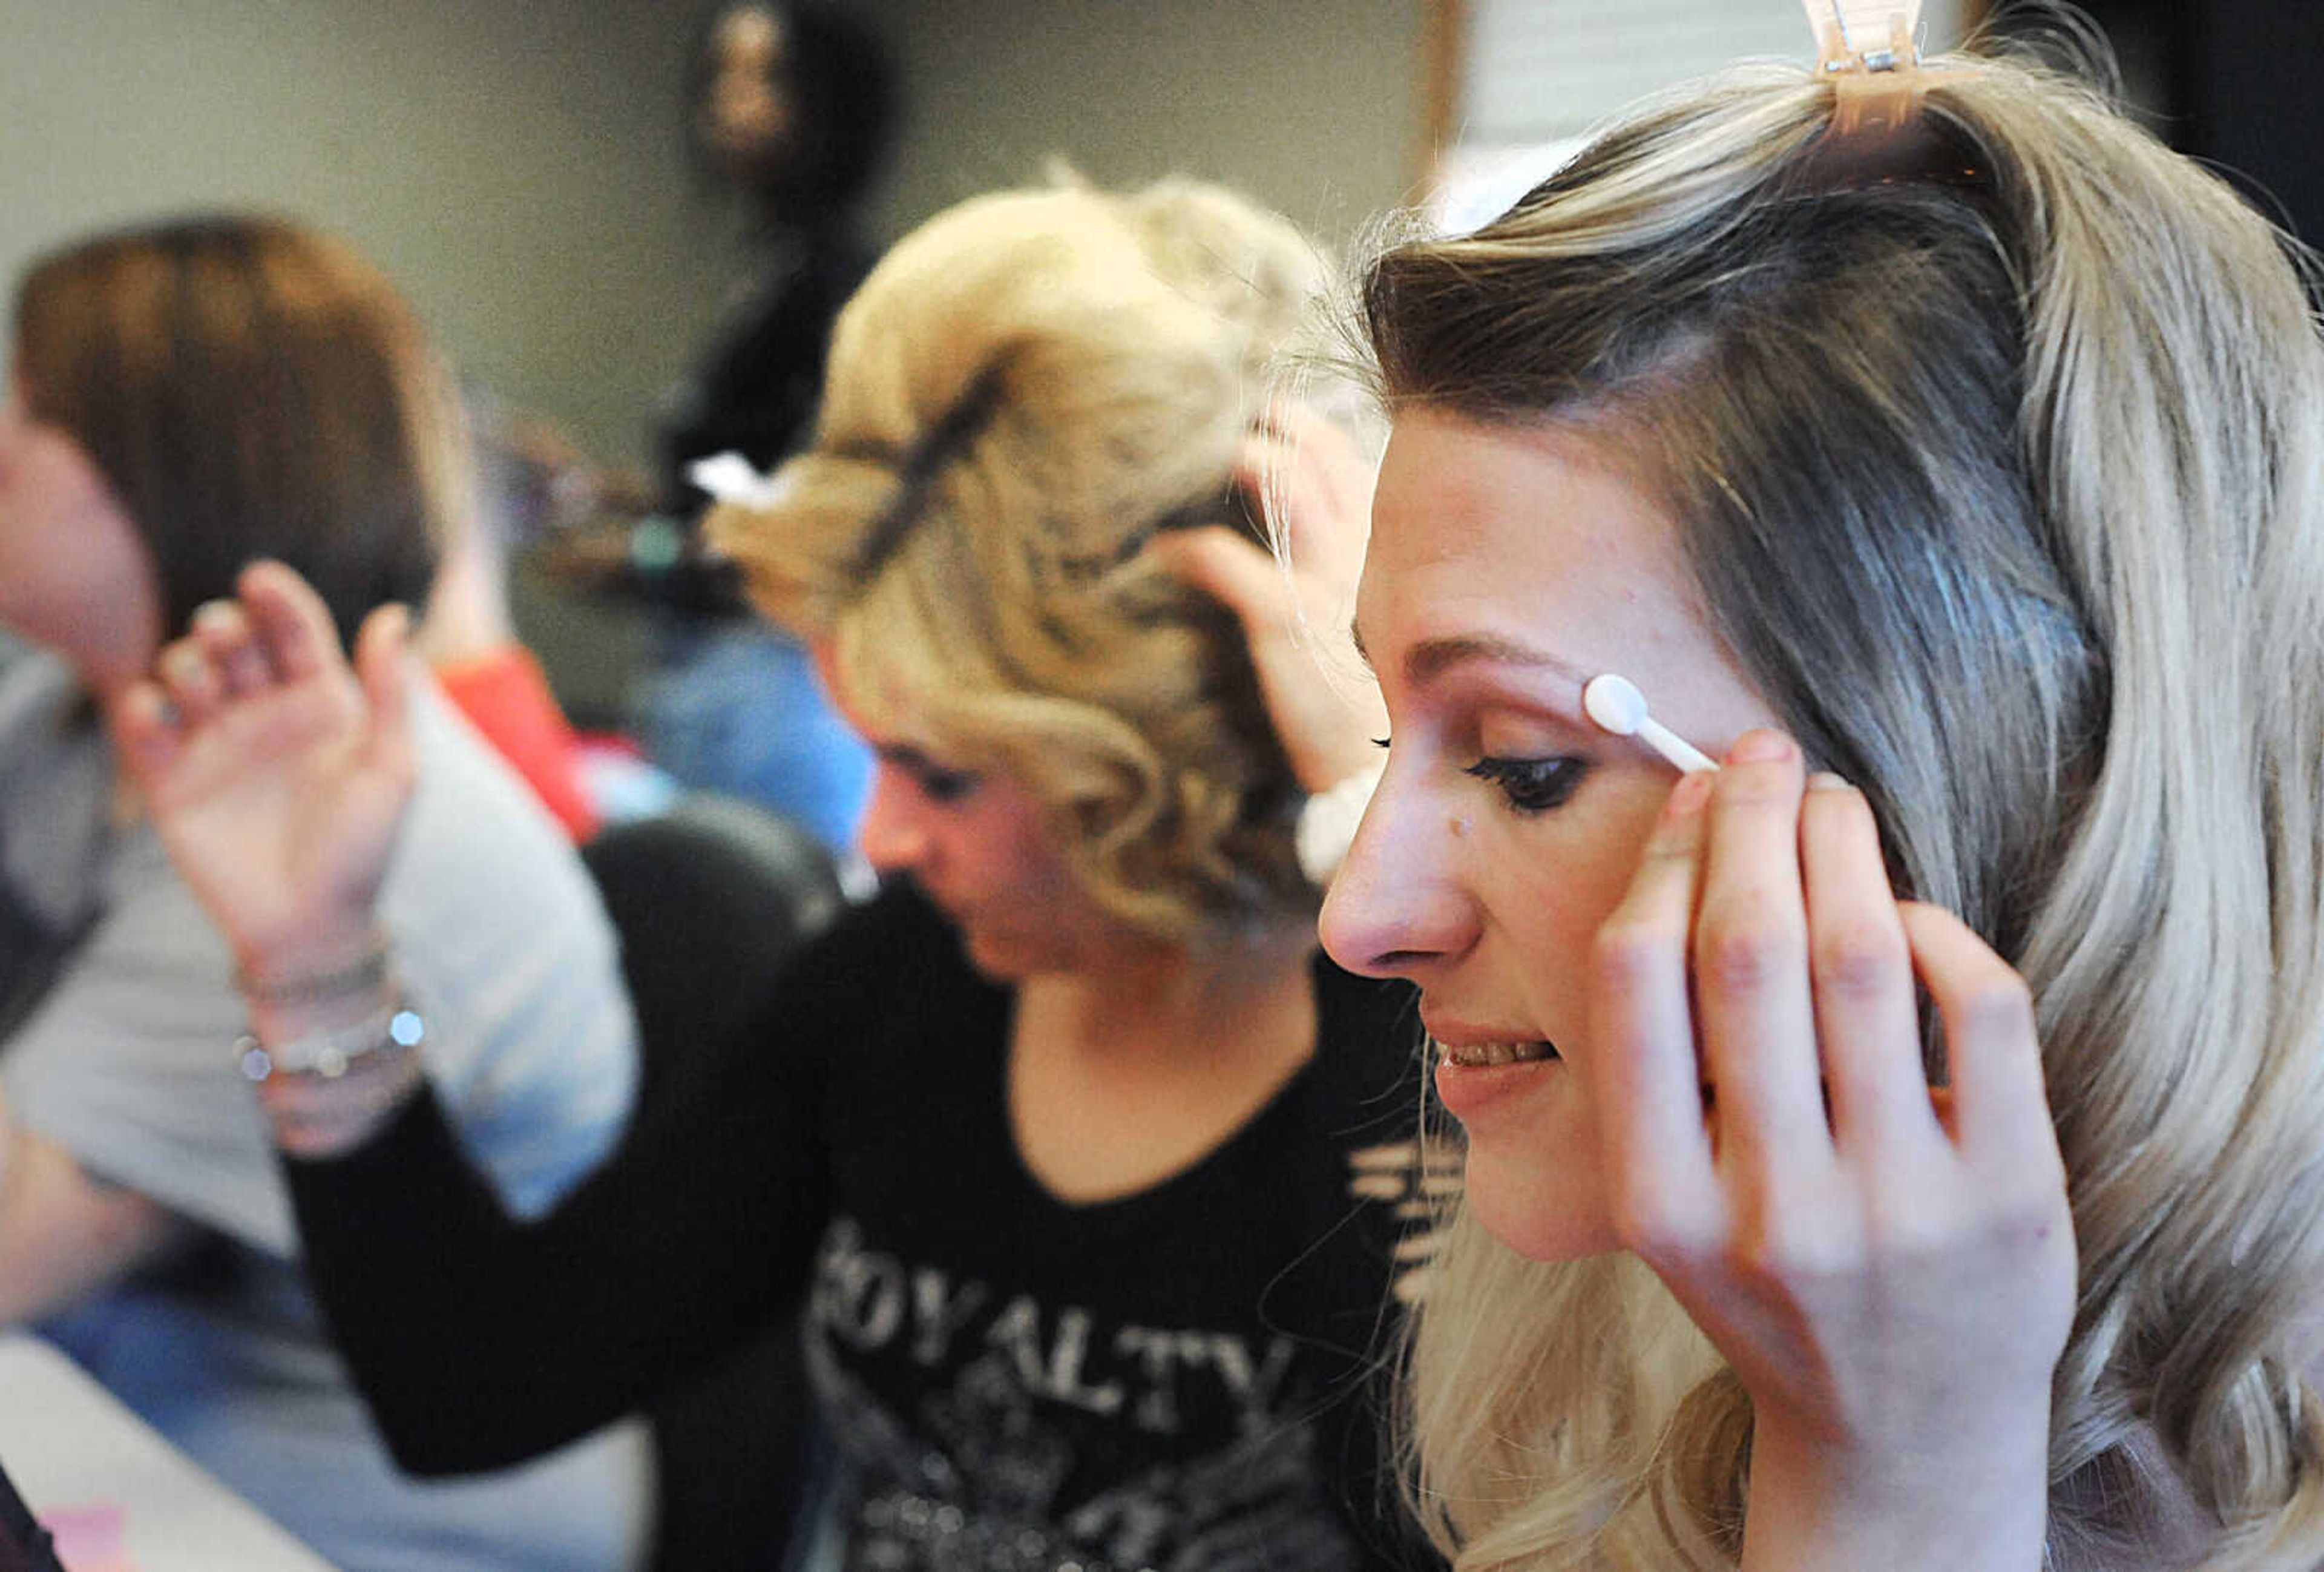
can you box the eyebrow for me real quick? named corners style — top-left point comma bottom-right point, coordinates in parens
top-left (1350, 619), bottom-right (1591, 689)
top-left (875, 742), bottom-right (943, 772)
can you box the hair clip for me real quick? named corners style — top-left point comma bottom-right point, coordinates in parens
top-left (845, 359), bottom-right (1010, 583)
top-left (1803, 0), bottom-right (1925, 139)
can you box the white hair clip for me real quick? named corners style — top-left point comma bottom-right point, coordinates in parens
top-left (687, 451), bottom-right (790, 508)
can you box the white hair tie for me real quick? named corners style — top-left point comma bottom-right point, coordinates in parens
top-left (688, 451), bottom-right (790, 508)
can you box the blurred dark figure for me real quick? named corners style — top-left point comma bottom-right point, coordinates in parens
top-left (663, 1), bottom-right (894, 512)
top-left (609, 3), bottom-right (894, 852)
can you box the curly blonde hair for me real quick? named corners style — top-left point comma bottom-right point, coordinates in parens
top-left (711, 178), bottom-right (1332, 941)
top-left (1364, 48), bottom-right (2324, 1572)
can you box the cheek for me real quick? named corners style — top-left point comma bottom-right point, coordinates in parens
top-left (1489, 783), bottom-right (1672, 1016)
top-left (1013, 838), bottom-right (1083, 905)
top-left (974, 802), bottom-right (1075, 898)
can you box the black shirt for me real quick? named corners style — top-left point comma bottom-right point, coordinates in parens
top-left (284, 885), bottom-right (1434, 1571)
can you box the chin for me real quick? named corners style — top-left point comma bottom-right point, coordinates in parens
top-left (1462, 1143), bottom-right (1620, 1264)
top-left (958, 927), bottom-right (1051, 984)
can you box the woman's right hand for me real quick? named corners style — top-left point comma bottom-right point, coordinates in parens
top-left (107, 561), bottom-right (417, 995)
top-left (1574, 737), bottom-right (2073, 1572)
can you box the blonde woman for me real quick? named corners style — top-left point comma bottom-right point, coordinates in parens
top-left (111, 181), bottom-right (1431, 1572)
top-left (1319, 30), bottom-right (2324, 1572)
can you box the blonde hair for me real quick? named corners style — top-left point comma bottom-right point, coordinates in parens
top-left (1365, 51), bottom-right (2324, 1572)
top-left (712, 178), bottom-right (1333, 941)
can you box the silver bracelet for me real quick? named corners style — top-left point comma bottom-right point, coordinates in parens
top-left (236, 1001), bottom-right (426, 1082)
top-left (1295, 760), bottom-right (1385, 887)
top-left (234, 933), bottom-right (390, 1006)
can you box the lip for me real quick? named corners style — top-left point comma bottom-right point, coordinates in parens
top-left (1419, 1011), bottom-right (1544, 1050)
top-left (1423, 1013), bottom-right (1563, 1125)
top-left (1433, 1047), bottom-right (1560, 1126)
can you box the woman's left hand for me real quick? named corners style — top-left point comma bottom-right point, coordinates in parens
top-left (1142, 403), bottom-right (1385, 793)
top-left (1577, 737), bottom-right (2075, 1572)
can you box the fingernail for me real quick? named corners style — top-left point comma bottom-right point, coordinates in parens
top-left (1728, 730), bottom-right (1794, 765)
top-left (1807, 771), bottom-right (1854, 792)
top-left (1666, 771), bottom-right (1715, 815)
top-left (192, 600), bottom-right (237, 630)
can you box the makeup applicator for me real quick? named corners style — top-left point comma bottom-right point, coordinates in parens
top-left (1582, 673), bottom-right (1720, 774)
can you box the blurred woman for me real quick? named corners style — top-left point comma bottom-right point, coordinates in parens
top-left (626, 0), bottom-right (899, 849)
top-left (114, 180), bottom-right (1431, 1572)
top-left (0, 215), bottom-right (647, 1572)
top-left (1322, 28), bottom-right (2324, 1572)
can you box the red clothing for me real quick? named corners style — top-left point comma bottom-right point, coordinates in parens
top-left (433, 646), bottom-right (600, 841)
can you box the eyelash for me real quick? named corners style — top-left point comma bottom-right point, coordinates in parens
top-left (1463, 755), bottom-right (1588, 815)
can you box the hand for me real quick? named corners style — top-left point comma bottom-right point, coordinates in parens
top-left (1574, 732), bottom-right (2072, 1572)
top-left (106, 561), bottom-right (418, 996)
top-left (1143, 403), bottom-right (1386, 792)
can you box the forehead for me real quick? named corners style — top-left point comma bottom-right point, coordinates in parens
top-left (713, 7), bottom-right (783, 62)
top-left (1360, 410), bottom-right (1701, 667)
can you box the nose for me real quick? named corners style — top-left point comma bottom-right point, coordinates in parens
top-left (1316, 769), bottom-right (1478, 981)
top-left (853, 762), bottom-right (933, 876)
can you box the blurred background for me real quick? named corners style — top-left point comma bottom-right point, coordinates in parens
top-left (2, 0), bottom-right (2312, 723)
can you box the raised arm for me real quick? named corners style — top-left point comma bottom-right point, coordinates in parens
top-left (278, 1001), bottom-right (830, 1472)
top-left (107, 560), bottom-right (836, 1469)
top-left (108, 561), bottom-right (423, 1152)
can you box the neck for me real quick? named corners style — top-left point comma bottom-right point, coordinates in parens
top-left (1019, 914), bottom-right (1318, 1068)
top-left (414, 536), bottom-right (513, 666)
top-left (1004, 910), bottom-right (1324, 1204)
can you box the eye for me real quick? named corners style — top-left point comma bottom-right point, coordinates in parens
top-left (1464, 755), bottom-right (1587, 815)
top-left (917, 766), bottom-right (980, 804)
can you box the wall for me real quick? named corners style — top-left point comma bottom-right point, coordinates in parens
top-left (0, 0), bottom-right (751, 469)
top-left (1, 1), bottom-right (1428, 461)
top-left (859, 0), bottom-right (1429, 246)
top-left (0, 0), bottom-right (1428, 715)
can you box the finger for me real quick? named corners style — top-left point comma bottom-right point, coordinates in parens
top-left (1141, 525), bottom-right (1289, 630)
top-left (1692, 731), bottom-right (1826, 1173)
top-left (1800, 774), bottom-right (1942, 1150)
top-left (1250, 396), bottom-right (1300, 444)
top-left (1231, 430), bottom-right (1299, 555)
top-left (190, 599), bottom-right (276, 697)
top-left (238, 560), bottom-right (347, 685)
top-left (1899, 903), bottom-right (2057, 1166)
top-left (1582, 770), bottom-right (1722, 1251)
top-left (352, 603), bottom-right (416, 780)
top-left (105, 681), bottom-right (183, 792)
top-left (1145, 526), bottom-right (1378, 791)
top-left (1235, 412), bottom-right (1371, 571)
top-left (155, 636), bottom-right (226, 727)
top-left (1250, 400), bottom-right (1367, 493)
